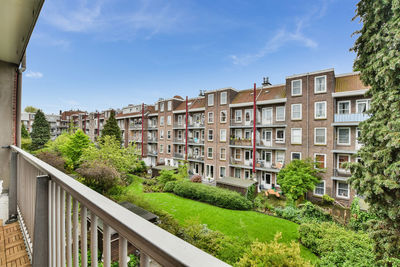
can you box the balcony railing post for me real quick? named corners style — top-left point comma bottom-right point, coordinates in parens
top-left (32, 175), bottom-right (50, 267)
top-left (8, 151), bottom-right (18, 222)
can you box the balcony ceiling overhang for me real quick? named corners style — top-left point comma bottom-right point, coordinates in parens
top-left (0, 0), bottom-right (44, 65)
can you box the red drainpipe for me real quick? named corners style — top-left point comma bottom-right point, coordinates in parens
top-left (141, 103), bottom-right (144, 159)
top-left (185, 96), bottom-right (188, 161)
top-left (253, 83), bottom-right (257, 175)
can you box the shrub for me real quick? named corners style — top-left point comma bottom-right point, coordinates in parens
top-left (21, 137), bottom-right (32, 151)
top-left (274, 206), bottom-right (302, 223)
top-left (236, 233), bottom-right (313, 267)
top-left (299, 222), bottom-right (376, 266)
top-left (322, 194), bottom-right (335, 205)
top-left (157, 170), bottom-right (177, 186)
top-left (143, 179), bottom-right (157, 186)
top-left (62, 130), bottom-right (91, 169)
top-left (163, 181), bottom-right (177, 192)
top-left (76, 160), bottom-right (121, 194)
top-left (246, 184), bottom-right (256, 203)
top-left (36, 151), bottom-right (66, 172)
top-left (300, 202), bottom-right (332, 223)
top-left (190, 175), bottom-right (202, 183)
top-left (132, 160), bottom-right (147, 175)
top-left (349, 197), bottom-right (376, 231)
top-left (172, 182), bottom-right (252, 210)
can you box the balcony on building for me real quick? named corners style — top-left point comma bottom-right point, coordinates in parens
top-left (332, 113), bottom-right (370, 126)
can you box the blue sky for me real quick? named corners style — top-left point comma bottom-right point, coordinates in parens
top-left (23, 0), bottom-right (361, 114)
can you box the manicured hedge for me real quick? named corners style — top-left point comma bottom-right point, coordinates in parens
top-left (166, 181), bottom-right (252, 210)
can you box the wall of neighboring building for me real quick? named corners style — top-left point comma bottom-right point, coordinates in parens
top-left (0, 61), bottom-right (17, 191)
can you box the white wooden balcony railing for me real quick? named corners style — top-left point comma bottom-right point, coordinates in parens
top-left (334, 113), bottom-right (370, 123)
top-left (6, 145), bottom-right (229, 267)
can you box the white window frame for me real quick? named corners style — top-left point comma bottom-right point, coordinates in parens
top-left (208, 112), bottom-right (214, 124)
top-left (234, 148), bottom-right (241, 160)
top-left (314, 180), bottom-right (325, 196)
top-left (177, 130), bottom-right (182, 140)
top-left (337, 154), bottom-right (350, 170)
top-left (160, 130), bottom-right (164, 139)
top-left (291, 128), bottom-right (302, 144)
top-left (244, 170), bottom-right (251, 179)
top-left (220, 92), bottom-right (227, 105)
top-left (337, 100), bottom-right (351, 115)
top-left (208, 94), bottom-right (214, 106)
top-left (336, 181), bottom-right (350, 199)
top-left (167, 101), bottom-right (172, 111)
top-left (220, 148), bottom-right (226, 160)
top-left (155, 104), bottom-right (158, 111)
top-left (167, 130), bottom-right (171, 140)
top-left (207, 147), bottom-right (213, 159)
top-left (276, 106), bottom-right (285, 122)
top-left (159, 144), bottom-right (163, 153)
top-left (206, 164), bottom-right (214, 179)
top-left (276, 129), bottom-right (285, 143)
top-left (356, 99), bottom-right (371, 114)
top-left (291, 104), bottom-right (302, 120)
top-left (337, 127), bottom-right (351, 145)
top-left (235, 110), bottom-right (242, 123)
top-left (167, 116), bottom-right (171, 125)
top-left (314, 153), bottom-right (326, 169)
top-left (219, 166), bottom-right (226, 178)
top-left (220, 110), bottom-right (227, 123)
top-left (276, 151), bottom-right (285, 164)
top-left (291, 79), bottom-right (302, 96)
top-left (208, 129), bottom-right (214, 141)
top-left (220, 129), bottom-right (227, 142)
top-left (160, 102), bottom-right (164, 112)
top-left (314, 101), bottom-right (327, 119)
top-left (291, 152), bottom-right (302, 160)
top-left (314, 128), bottom-right (327, 145)
top-left (177, 115), bottom-right (183, 126)
top-left (167, 145), bottom-right (171, 154)
top-left (160, 116), bottom-right (164, 126)
top-left (314, 75), bottom-right (327, 94)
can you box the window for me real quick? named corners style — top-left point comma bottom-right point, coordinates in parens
top-left (314, 181), bottom-right (325, 196)
top-left (337, 154), bottom-right (350, 170)
top-left (291, 79), bottom-right (302, 96)
top-left (160, 102), bottom-right (164, 112)
top-left (167, 116), bottom-right (171, 125)
top-left (314, 154), bottom-right (326, 168)
top-left (160, 130), bottom-right (164, 139)
top-left (207, 147), bottom-right (213, 159)
top-left (160, 144), bottom-right (163, 153)
top-left (167, 101), bottom-right (172, 111)
top-left (315, 101), bottom-right (327, 119)
top-left (276, 151), bottom-right (285, 164)
top-left (220, 92), bottom-right (227, 105)
top-left (220, 129), bottom-right (227, 142)
top-left (336, 182), bottom-right (349, 198)
top-left (206, 165), bottom-right (214, 179)
top-left (160, 116), bottom-right (164, 126)
top-left (338, 101), bottom-right (350, 114)
top-left (244, 130), bottom-right (252, 140)
top-left (235, 149), bottom-right (241, 160)
top-left (356, 99), bottom-right (371, 113)
top-left (178, 145), bottom-right (182, 154)
top-left (291, 128), bottom-right (302, 144)
top-left (208, 94), bottom-right (214, 106)
top-left (315, 75), bottom-right (327, 93)
top-left (276, 129), bottom-right (285, 143)
top-left (208, 112), bottom-right (214, 123)
top-left (220, 148), bottom-right (226, 160)
top-left (177, 130), bottom-right (182, 140)
top-left (167, 145), bottom-right (171, 154)
top-left (234, 129), bottom-right (242, 139)
top-left (208, 129), bottom-right (214, 141)
top-left (314, 128), bottom-right (327, 145)
top-left (220, 166), bottom-right (226, 178)
top-left (291, 104), bottom-right (302, 120)
top-left (167, 130), bottom-right (171, 139)
top-left (177, 115), bottom-right (183, 125)
top-left (337, 127), bottom-right (350, 145)
top-left (356, 127), bottom-right (362, 145)
top-left (234, 168), bottom-right (241, 178)
top-left (220, 110), bottom-right (227, 123)
top-left (244, 150), bottom-right (253, 161)
top-left (235, 110), bottom-right (242, 122)
top-left (291, 152), bottom-right (301, 160)
top-left (155, 104), bottom-right (158, 111)
top-left (244, 170), bottom-right (251, 179)
top-left (276, 106), bottom-right (285, 121)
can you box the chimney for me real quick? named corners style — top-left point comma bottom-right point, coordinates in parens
top-left (262, 77), bottom-right (272, 87)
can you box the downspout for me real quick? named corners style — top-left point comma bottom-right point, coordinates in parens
top-left (252, 83), bottom-right (257, 176)
top-left (141, 103), bottom-right (144, 159)
top-left (97, 112), bottom-right (100, 138)
top-left (185, 97), bottom-right (188, 161)
top-left (306, 75), bottom-right (309, 158)
top-left (16, 54), bottom-right (26, 147)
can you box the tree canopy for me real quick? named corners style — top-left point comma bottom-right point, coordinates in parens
top-left (30, 110), bottom-right (50, 150)
top-left (21, 123), bottom-right (29, 139)
top-left (24, 106), bottom-right (38, 113)
top-left (101, 110), bottom-right (122, 143)
top-left (349, 0), bottom-right (400, 262)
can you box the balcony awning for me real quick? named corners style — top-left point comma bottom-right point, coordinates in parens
top-left (0, 0), bottom-right (44, 64)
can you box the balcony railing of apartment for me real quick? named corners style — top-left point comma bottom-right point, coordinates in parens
top-left (173, 138), bottom-right (186, 144)
top-left (173, 153), bottom-right (185, 159)
top-left (230, 120), bottom-right (253, 127)
top-left (230, 139), bottom-right (252, 147)
top-left (173, 123), bottom-right (186, 128)
top-left (187, 138), bottom-right (204, 145)
top-left (147, 150), bottom-right (158, 156)
top-left (333, 168), bottom-right (352, 177)
top-left (6, 145), bottom-right (228, 267)
top-left (129, 123), bottom-right (142, 129)
top-left (187, 121), bottom-right (205, 128)
top-left (147, 124), bottom-right (158, 130)
top-left (187, 154), bottom-right (204, 161)
top-left (147, 136), bottom-right (157, 142)
top-left (334, 113), bottom-right (370, 123)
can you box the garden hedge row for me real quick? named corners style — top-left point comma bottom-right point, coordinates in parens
top-left (164, 181), bottom-right (252, 210)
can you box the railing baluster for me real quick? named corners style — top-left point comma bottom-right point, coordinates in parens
top-left (91, 213), bottom-right (98, 267)
top-left (81, 206), bottom-right (88, 267)
top-left (103, 224), bottom-right (111, 267)
top-left (73, 199), bottom-right (79, 267)
top-left (140, 251), bottom-right (149, 267)
top-left (61, 188), bottom-right (66, 267)
top-left (66, 193), bottom-right (72, 267)
top-left (48, 180), bottom-right (53, 266)
top-left (119, 236), bottom-right (127, 266)
top-left (56, 184), bottom-right (61, 267)
top-left (52, 181), bottom-right (57, 267)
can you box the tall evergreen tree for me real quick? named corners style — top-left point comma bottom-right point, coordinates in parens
top-left (101, 110), bottom-right (122, 143)
top-left (21, 123), bottom-right (29, 139)
top-left (349, 1), bottom-right (400, 262)
top-left (30, 110), bottom-right (51, 150)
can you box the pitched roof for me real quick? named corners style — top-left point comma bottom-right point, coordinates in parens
top-left (174, 98), bottom-right (205, 111)
top-left (335, 73), bottom-right (369, 92)
top-left (231, 85), bottom-right (286, 104)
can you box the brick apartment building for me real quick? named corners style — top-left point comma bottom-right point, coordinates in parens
top-left (109, 68), bottom-right (369, 206)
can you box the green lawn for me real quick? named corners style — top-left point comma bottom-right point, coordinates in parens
top-left (126, 177), bottom-right (318, 262)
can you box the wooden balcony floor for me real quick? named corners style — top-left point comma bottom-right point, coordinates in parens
top-left (0, 220), bottom-right (31, 267)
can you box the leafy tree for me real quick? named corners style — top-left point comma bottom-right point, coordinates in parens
top-left (349, 0), bottom-right (400, 261)
top-left (24, 106), bottom-right (38, 113)
top-left (277, 159), bottom-right (322, 202)
top-left (101, 110), bottom-right (122, 143)
top-left (21, 124), bottom-right (29, 138)
top-left (30, 110), bottom-right (51, 150)
top-left (62, 129), bottom-right (91, 169)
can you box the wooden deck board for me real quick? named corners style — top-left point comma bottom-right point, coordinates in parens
top-left (0, 220), bottom-right (31, 267)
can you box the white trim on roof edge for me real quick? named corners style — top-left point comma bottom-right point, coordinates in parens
top-left (335, 71), bottom-right (361, 78)
top-left (286, 68), bottom-right (335, 79)
top-left (332, 89), bottom-right (368, 98)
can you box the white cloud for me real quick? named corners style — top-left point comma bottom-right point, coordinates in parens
top-left (25, 71), bottom-right (44, 79)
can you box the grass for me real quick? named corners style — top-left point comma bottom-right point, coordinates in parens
top-left (125, 176), bottom-right (318, 263)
